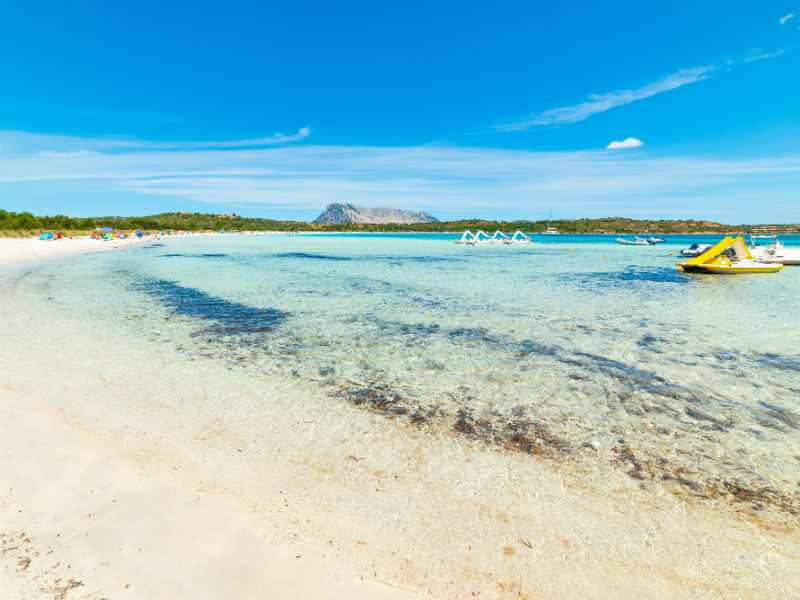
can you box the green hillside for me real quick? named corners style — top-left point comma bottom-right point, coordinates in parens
top-left (1, 209), bottom-right (798, 235)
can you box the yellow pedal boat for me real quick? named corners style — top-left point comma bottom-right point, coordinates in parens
top-left (676, 236), bottom-right (785, 274)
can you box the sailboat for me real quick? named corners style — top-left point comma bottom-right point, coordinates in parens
top-left (541, 210), bottom-right (560, 235)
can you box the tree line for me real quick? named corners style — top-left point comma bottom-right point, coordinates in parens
top-left (1, 209), bottom-right (790, 234)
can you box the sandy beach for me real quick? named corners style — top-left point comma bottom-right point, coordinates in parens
top-left (2, 235), bottom-right (799, 599)
top-left (0, 236), bottom-right (153, 265)
top-left (0, 394), bottom-right (424, 600)
top-left (0, 235), bottom-right (426, 599)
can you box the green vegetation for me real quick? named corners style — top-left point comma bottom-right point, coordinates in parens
top-left (1, 209), bottom-right (798, 236)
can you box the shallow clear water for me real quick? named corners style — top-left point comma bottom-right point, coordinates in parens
top-left (3, 233), bottom-right (800, 517)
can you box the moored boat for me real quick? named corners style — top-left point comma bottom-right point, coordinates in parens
top-left (454, 230), bottom-right (476, 244)
top-left (541, 211), bottom-right (560, 235)
top-left (676, 236), bottom-right (785, 274)
top-left (680, 243), bottom-right (713, 257)
top-left (470, 230), bottom-right (501, 245)
top-left (616, 236), bottom-right (652, 245)
top-left (505, 230), bottom-right (532, 244)
top-left (748, 235), bottom-right (800, 265)
top-left (490, 230), bottom-right (511, 243)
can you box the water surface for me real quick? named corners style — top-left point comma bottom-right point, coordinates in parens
top-left (3, 233), bottom-right (799, 517)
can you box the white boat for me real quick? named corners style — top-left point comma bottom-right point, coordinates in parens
top-left (454, 230), bottom-right (476, 244)
top-left (541, 210), bottom-right (560, 235)
top-left (677, 236), bottom-right (785, 274)
top-left (470, 230), bottom-right (501, 245)
top-left (680, 243), bottom-right (713, 257)
top-left (616, 236), bottom-right (652, 245)
top-left (647, 237), bottom-right (666, 244)
top-left (748, 235), bottom-right (800, 265)
top-left (505, 230), bottom-right (532, 244)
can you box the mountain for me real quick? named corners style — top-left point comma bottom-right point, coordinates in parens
top-left (313, 203), bottom-right (439, 225)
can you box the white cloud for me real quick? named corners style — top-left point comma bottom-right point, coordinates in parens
top-left (745, 49), bottom-right (786, 62)
top-left (0, 126), bottom-right (310, 155)
top-left (497, 66), bottom-right (714, 131)
top-left (606, 137), bottom-right (643, 149)
top-left (779, 13), bottom-right (795, 24)
top-left (2, 129), bottom-right (800, 222)
top-left (171, 126), bottom-right (311, 149)
top-left (37, 150), bottom-right (99, 157)
top-left (495, 47), bottom-right (790, 133)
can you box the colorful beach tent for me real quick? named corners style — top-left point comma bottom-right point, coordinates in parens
top-left (39, 233), bottom-right (54, 240)
top-left (98, 226), bottom-right (116, 232)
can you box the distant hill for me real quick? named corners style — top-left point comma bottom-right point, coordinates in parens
top-left (313, 203), bottom-right (439, 225)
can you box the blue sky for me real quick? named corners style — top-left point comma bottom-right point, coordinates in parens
top-left (0, 1), bottom-right (798, 222)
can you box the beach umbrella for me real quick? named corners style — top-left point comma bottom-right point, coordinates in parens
top-left (98, 226), bottom-right (116, 232)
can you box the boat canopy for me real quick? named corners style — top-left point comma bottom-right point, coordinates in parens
top-left (682, 236), bottom-right (753, 266)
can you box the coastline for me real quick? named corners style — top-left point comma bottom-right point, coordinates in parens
top-left (2, 234), bottom-right (799, 599)
top-left (0, 236), bottom-right (154, 265)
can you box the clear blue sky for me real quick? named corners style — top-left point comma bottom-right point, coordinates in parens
top-left (0, 1), bottom-right (798, 222)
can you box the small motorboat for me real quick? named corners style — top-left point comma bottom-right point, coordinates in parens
top-left (616, 236), bottom-right (652, 245)
top-left (748, 235), bottom-right (800, 265)
top-left (505, 230), bottom-right (532, 244)
top-left (647, 237), bottom-right (666, 244)
top-left (676, 236), bottom-right (785, 274)
top-left (454, 230), bottom-right (476, 244)
top-left (680, 243), bottom-right (713, 257)
top-left (490, 230), bottom-right (511, 243)
top-left (470, 230), bottom-right (501, 245)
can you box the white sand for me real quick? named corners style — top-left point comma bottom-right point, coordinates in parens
top-left (0, 395), bottom-right (425, 600)
top-left (0, 236), bottom-right (152, 264)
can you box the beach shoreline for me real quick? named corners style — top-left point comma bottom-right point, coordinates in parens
top-left (0, 235), bottom-right (155, 265)
top-left (2, 234), bottom-right (799, 599)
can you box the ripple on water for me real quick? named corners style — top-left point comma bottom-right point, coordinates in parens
top-left (277, 252), bottom-right (351, 261)
top-left (19, 235), bottom-right (800, 522)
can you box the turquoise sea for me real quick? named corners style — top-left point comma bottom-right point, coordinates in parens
top-left (3, 233), bottom-right (799, 521)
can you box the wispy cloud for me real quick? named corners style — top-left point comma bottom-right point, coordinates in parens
top-left (496, 45), bottom-right (790, 133)
top-left (167, 126), bottom-right (311, 149)
top-left (606, 137), bottom-right (643, 150)
top-left (779, 13), bottom-right (795, 24)
top-left (496, 66), bottom-right (714, 131)
top-left (745, 49), bottom-right (786, 62)
top-left (2, 129), bottom-right (800, 222)
top-left (0, 127), bottom-right (311, 156)
top-left (37, 150), bottom-right (99, 158)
